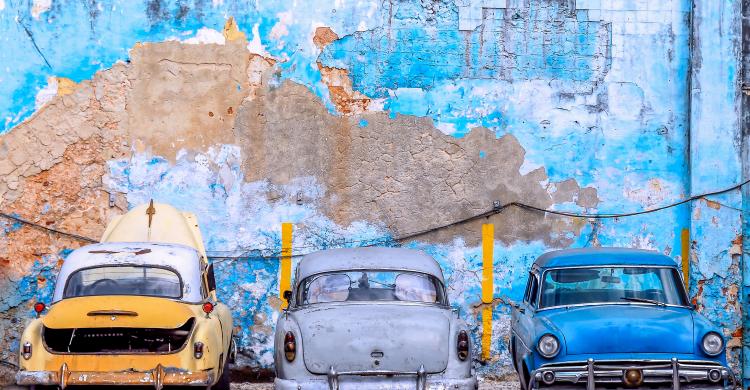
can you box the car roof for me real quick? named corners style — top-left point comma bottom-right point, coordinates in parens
top-left (533, 247), bottom-right (678, 269)
top-left (295, 247), bottom-right (444, 282)
top-left (53, 242), bottom-right (204, 302)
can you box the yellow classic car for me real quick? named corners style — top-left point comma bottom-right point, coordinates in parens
top-left (16, 202), bottom-right (235, 389)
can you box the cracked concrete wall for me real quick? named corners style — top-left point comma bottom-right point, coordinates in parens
top-left (689, 0), bottom-right (746, 379)
top-left (0, 0), bottom-right (746, 380)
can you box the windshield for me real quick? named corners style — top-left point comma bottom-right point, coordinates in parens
top-left (540, 266), bottom-right (687, 308)
top-left (63, 265), bottom-right (182, 299)
top-left (298, 270), bottom-right (445, 305)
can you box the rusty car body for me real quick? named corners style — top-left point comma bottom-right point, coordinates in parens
top-left (510, 248), bottom-right (738, 390)
top-left (273, 247), bottom-right (477, 390)
top-left (16, 202), bottom-right (234, 389)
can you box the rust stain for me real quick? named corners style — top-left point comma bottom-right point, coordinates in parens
top-left (704, 199), bottom-right (721, 210)
top-left (316, 63), bottom-right (371, 115)
top-left (313, 26), bottom-right (340, 50)
top-left (208, 111), bottom-right (214, 117)
top-left (691, 279), bottom-right (705, 306)
top-left (227, 106), bottom-right (233, 115)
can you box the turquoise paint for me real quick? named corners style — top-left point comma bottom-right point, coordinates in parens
top-left (0, 0), bottom-right (383, 132)
top-left (0, 0), bottom-right (745, 380)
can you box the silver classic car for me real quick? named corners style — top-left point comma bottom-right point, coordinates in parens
top-left (273, 247), bottom-right (477, 390)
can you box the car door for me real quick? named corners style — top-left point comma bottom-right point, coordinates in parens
top-left (512, 271), bottom-right (539, 366)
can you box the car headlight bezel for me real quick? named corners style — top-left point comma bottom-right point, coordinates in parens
top-left (701, 332), bottom-right (724, 356)
top-left (537, 334), bottom-right (560, 358)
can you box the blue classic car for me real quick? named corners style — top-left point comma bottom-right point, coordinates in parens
top-left (510, 248), bottom-right (737, 390)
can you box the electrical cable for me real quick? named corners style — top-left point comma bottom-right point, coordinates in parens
top-left (1, 178), bottom-right (748, 262)
top-left (0, 360), bottom-right (18, 370)
top-left (0, 212), bottom-right (97, 243)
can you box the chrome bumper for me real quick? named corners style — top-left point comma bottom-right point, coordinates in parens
top-left (274, 371), bottom-right (477, 390)
top-left (530, 358), bottom-right (738, 390)
top-left (327, 364), bottom-right (427, 390)
top-left (16, 363), bottom-right (214, 389)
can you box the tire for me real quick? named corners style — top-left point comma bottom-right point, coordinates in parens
top-left (519, 362), bottom-right (531, 390)
top-left (212, 355), bottom-right (231, 390)
top-left (509, 337), bottom-right (518, 372)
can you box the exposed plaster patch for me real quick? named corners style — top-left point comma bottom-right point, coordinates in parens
top-left (317, 63), bottom-right (372, 115)
top-left (31, 0), bottom-right (51, 19)
top-left (34, 77), bottom-right (81, 111)
top-left (246, 23), bottom-right (270, 56)
top-left (313, 26), bottom-right (339, 50)
top-left (234, 80), bottom-right (598, 247)
top-left (182, 27), bottom-right (226, 45)
top-left (56, 78), bottom-right (78, 96)
top-left (270, 11), bottom-right (293, 41)
top-left (624, 178), bottom-right (677, 208)
top-left (34, 77), bottom-right (58, 109)
top-left (223, 16), bottom-right (246, 42)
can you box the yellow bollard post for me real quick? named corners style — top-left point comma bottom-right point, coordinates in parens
top-left (681, 228), bottom-right (690, 291)
top-left (280, 223), bottom-right (293, 309)
top-left (481, 223), bottom-right (494, 361)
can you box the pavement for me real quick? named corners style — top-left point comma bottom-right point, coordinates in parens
top-left (1, 381), bottom-right (519, 389)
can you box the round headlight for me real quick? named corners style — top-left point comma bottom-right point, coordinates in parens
top-left (702, 332), bottom-right (724, 356)
top-left (537, 334), bottom-right (560, 358)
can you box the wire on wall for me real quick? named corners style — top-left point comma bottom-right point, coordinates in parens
top-left (1, 179), bottom-right (748, 262)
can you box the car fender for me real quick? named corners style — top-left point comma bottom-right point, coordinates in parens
top-left (443, 313), bottom-right (472, 378)
top-left (214, 302), bottom-right (234, 355)
top-left (692, 310), bottom-right (728, 361)
top-left (274, 311), bottom-right (310, 379)
top-left (191, 312), bottom-right (225, 371)
top-left (17, 317), bottom-right (44, 371)
top-left (525, 315), bottom-right (567, 369)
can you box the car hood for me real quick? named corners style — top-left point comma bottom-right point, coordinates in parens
top-left (292, 303), bottom-right (451, 375)
top-left (539, 305), bottom-right (694, 355)
top-left (42, 295), bottom-right (197, 329)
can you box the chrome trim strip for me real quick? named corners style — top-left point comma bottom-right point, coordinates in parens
top-left (326, 365), bottom-right (428, 390)
top-left (537, 301), bottom-right (693, 312)
top-left (529, 358), bottom-right (737, 390)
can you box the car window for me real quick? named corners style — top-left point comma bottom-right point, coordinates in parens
top-left (299, 270), bottom-right (445, 305)
top-left (305, 274), bottom-right (351, 303)
top-left (64, 265), bottom-right (182, 299)
top-left (528, 274), bottom-right (539, 307)
top-left (539, 266), bottom-right (688, 308)
top-left (523, 272), bottom-right (533, 303)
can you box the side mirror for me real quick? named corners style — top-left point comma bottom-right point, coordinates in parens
top-left (511, 301), bottom-right (525, 314)
top-left (283, 290), bottom-right (293, 302)
top-left (206, 264), bottom-right (217, 292)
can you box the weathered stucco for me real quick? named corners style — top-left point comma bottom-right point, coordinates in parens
top-left (0, 0), bottom-right (747, 382)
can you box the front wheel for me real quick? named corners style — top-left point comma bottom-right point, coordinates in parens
top-left (211, 355), bottom-right (231, 390)
top-left (518, 362), bottom-right (531, 390)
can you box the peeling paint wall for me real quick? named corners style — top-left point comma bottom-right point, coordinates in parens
top-left (0, 0), bottom-right (746, 380)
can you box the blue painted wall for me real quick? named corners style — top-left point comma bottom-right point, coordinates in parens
top-left (0, 0), bottom-right (746, 381)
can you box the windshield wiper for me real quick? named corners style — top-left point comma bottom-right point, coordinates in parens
top-left (620, 297), bottom-right (667, 306)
